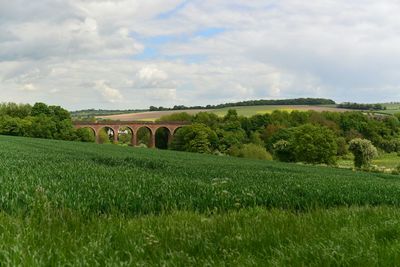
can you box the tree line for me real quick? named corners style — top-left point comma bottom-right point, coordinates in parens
top-left (337, 102), bottom-right (386, 111)
top-left (0, 102), bottom-right (94, 142)
top-left (150, 98), bottom-right (336, 111)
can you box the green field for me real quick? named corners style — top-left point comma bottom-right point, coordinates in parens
top-left (2, 136), bottom-right (400, 265)
top-left (97, 105), bottom-right (349, 121)
top-left (374, 103), bottom-right (400, 115)
top-left (338, 153), bottom-right (400, 170)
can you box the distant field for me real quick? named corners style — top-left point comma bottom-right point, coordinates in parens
top-left (2, 135), bottom-right (400, 265)
top-left (97, 105), bottom-right (350, 121)
top-left (338, 153), bottom-right (400, 170)
top-left (376, 103), bottom-right (400, 115)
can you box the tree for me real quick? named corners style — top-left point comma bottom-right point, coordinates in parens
top-left (98, 129), bottom-right (111, 144)
top-left (349, 138), bottom-right (378, 168)
top-left (170, 124), bottom-right (217, 153)
top-left (291, 124), bottom-right (338, 165)
top-left (76, 128), bottom-right (96, 142)
top-left (31, 102), bottom-right (51, 116)
top-left (157, 112), bottom-right (192, 122)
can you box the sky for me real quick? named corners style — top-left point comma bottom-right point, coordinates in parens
top-left (1, 0), bottom-right (400, 110)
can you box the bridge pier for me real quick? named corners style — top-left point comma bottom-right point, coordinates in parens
top-left (113, 127), bottom-right (119, 144)
top-left (131, 134), bottom-right (137, 147)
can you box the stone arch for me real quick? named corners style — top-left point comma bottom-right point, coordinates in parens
top-left (98, 126), bottom-right (117, 144)
top-left (155, 126), bottom-right (172, 149)
top-left (117, 126), bottom-right (135, 146)
top-left (136, 126), bottom-right (154, 148)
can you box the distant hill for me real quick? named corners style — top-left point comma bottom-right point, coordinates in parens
top-left (71, 98), bottom-right (336, 119)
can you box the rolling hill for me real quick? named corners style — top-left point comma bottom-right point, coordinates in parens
top-left (96, 105), bottom-right (350, 121)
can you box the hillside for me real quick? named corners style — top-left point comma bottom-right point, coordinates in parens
top-left (96, 105), bottom-right (350, 121)
top-left (1, 135), bottom-right (400, 265)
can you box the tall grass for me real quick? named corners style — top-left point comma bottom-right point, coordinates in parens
top-left (1, 135), bottom-right (400, 265)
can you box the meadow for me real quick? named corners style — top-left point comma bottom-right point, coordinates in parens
top-left (2, 135), bottom-right (400, 265)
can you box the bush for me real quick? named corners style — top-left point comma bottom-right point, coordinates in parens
top-left (349, 138), bottom-right (378, 168)
top-left (230, 144), bottom-right (272, 161)
top-left (98, 129), bottom-right (111, 144)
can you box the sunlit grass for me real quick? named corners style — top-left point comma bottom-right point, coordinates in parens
top-left (1, 135), bottom-right (400, 265)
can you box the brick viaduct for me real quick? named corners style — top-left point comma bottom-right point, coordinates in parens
top-left (74, 121), bottom-right (189, 148)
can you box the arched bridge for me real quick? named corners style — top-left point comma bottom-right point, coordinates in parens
top-left (73, 121), bottom-right (189, 148)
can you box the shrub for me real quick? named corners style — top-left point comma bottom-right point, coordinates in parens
top-left (349, 138), bottom-right (378, 168)
top-left (230, 144), bottom-right (272, 161)
top-left (98, 129), bottom-right (111, 144)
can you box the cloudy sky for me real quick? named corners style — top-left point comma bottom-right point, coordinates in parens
top-left (1, 0), bottom-right (400, 110)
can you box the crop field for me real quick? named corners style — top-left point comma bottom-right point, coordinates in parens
top-left (2, 135), bottom-right (400, 265)
top-left (97, 105), bottom-right (349, 121)
top-left (377, 103), bottom-right (400, 115)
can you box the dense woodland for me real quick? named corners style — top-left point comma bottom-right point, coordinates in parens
top-left (1, 101), bottom-right (400, 168)
top-left (158, 109), bottom-right (400, 167)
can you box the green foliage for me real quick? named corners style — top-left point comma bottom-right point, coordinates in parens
top-left (0, 102), bottom-right (77, 141)
top-left (171, 124), bottom-right (216, 153)
top-left (0, 102), bottom-right (32, 118)
top-left (192, 112), bottom-right (221, 129)
top-left (273, 140), bottom-right (295, 162)
top-left (75, 128), bottom-right (96, 142)
top-left (292, 124), bottom-right (338, 165)
top-left (230, 143), bottom-right (272, 160)
top-left (137, 127), bottom-right (151, 146)
top-left (117, 127), bottom-right (132, 145)
top-left (336, 137), bottom-right (349, 156)
top-left (349, 138), bottom-right (378, 168)
top-left (157, 112), bottom-right (193, 122)
top-left (98, 128), bottom-right (111, 144)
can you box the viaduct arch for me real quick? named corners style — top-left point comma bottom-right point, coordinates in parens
top-left (74, 121), bottom-right (189, 148)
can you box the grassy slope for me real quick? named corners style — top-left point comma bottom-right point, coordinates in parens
top-left (2, 135), bottom-right (400, 265)
top-left (373, 103), bottom-right (400, 115)
top-left (96, 105), bottom-right (349, 121)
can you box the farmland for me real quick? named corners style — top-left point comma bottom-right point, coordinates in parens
top-left (2, 135), bottom-right (400, 265)
top-left (96, 105), bottom-right (350, 121)
top-left (377, 103), bottom-right (400, 115)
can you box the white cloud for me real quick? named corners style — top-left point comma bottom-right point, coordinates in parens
top-left (21, 83), bottom-right (37, 92)
top-left (1, 0), bottom-right (400, 109)
top-left (95, 80), bottom-right (123, 103)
